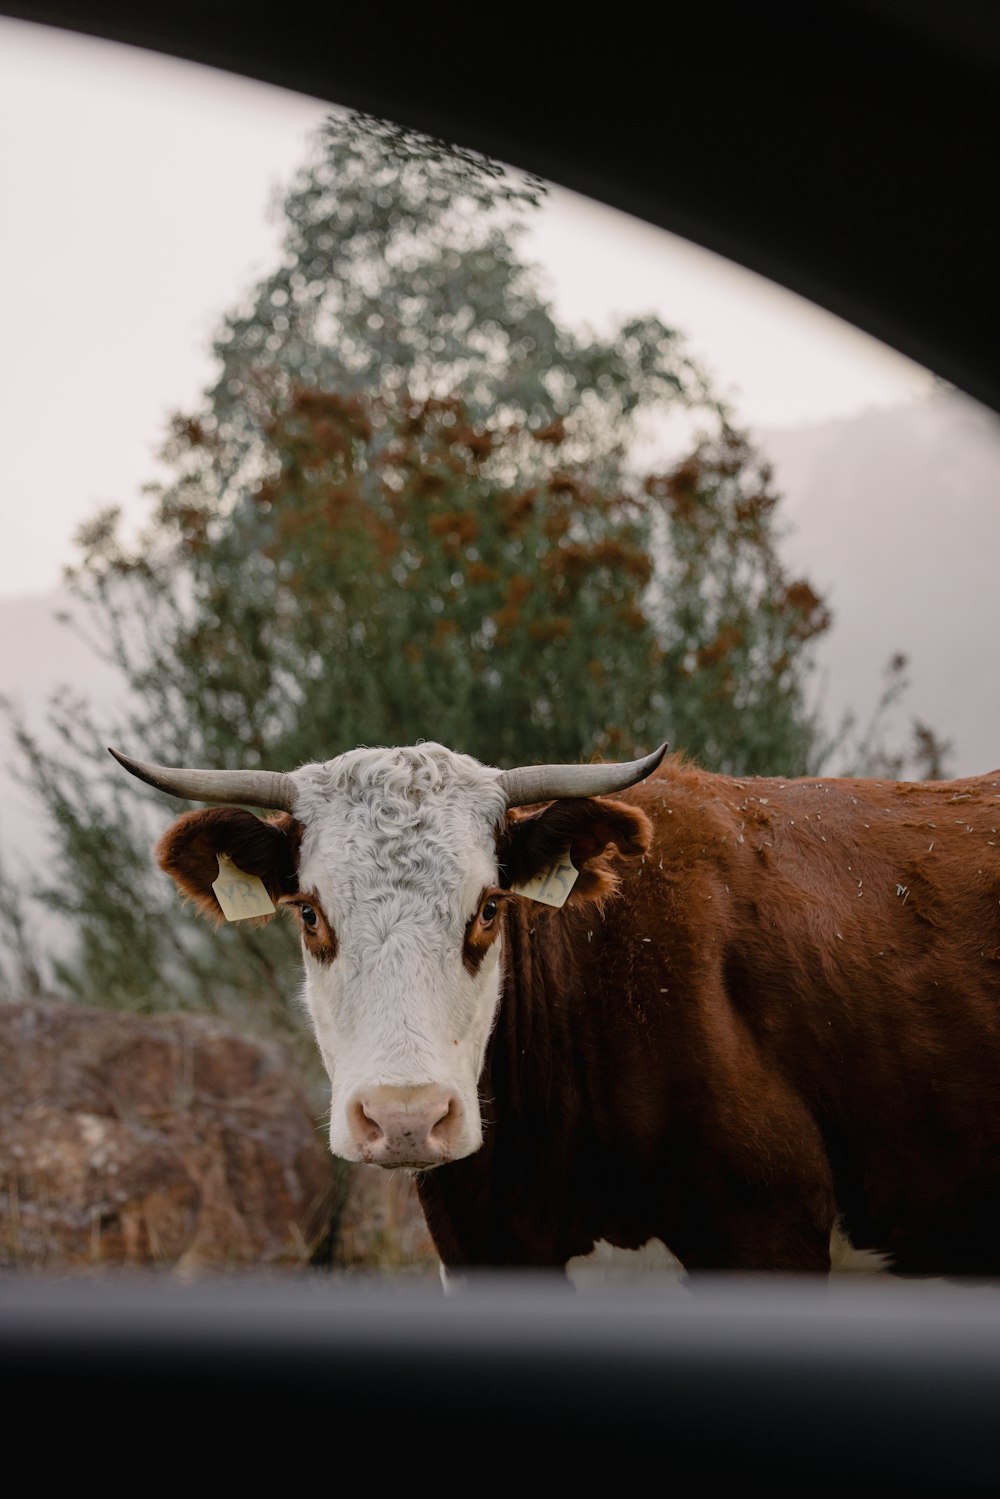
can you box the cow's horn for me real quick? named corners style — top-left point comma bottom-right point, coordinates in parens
top-left (107, 748), bottom-right (297, 812)
top-left (498, 742), bottom-right (668, 808)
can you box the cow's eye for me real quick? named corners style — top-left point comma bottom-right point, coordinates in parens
top-left (301, 905), bottom-right (318, 930)
top-left (481, 897), bottom-right (499, 924)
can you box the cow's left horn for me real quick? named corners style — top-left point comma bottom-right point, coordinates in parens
top-left (498, 742), bottom-right (668, 808)
top-left (108, 748), bottom-right (297, 812)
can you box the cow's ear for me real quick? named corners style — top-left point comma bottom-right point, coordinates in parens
top-left (498, 796), bottom-right (652, 908)
top-left (155, 808), bottom-right (302, 925)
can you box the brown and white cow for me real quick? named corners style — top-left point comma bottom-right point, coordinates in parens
top-left (110, 740), bottom-right (1000, 1277)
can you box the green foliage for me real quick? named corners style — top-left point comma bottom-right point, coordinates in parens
top-left (206, 112), bottom-right (711, 451)
top-left (3, 109), bottom-right (837, 1029)
top-left (643, 425), bottom-right (832, 773)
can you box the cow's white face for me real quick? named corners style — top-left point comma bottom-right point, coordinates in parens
top-left (287, 744), bottom-right (508, 1169)
top-left (144, 738), bottom-right (657, 1172)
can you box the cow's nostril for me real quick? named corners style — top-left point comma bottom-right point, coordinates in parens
top-left (429, 1099), bottom-right (456, 1142)
top-left (351, 1098), bottom-right (384, 1145)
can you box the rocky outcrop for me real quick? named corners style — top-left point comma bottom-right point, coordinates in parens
top-left (0, 1000), bottom-right (337, 1272)
top-left (332, 1161), bottom-right (437, 1273)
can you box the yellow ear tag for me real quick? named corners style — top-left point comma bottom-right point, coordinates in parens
top-left (510, 851), bottom-right (578, 908)
top-left (212, 854), bottom-right (276, 922)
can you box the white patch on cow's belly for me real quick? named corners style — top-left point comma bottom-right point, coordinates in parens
top-left (565, 1223), bottom-right (895, 1285)
top-left (829, 1218), bottom-right (894, 1274)
top-left (566, 1238), bottom-right (686, 1287)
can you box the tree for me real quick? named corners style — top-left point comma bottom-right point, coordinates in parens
top-left (2, 110), bottom-right (835, 1032)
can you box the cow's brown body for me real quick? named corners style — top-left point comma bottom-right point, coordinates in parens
top-left (124, 737), bottom-right (1000, 1278)
top-left (418, 758), bottom-right (1000, 1275)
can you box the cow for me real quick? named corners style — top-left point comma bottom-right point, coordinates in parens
top-left (109, 739), bottom-right (1000, 1278)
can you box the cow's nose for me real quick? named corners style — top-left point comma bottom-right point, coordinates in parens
top-left (349, 1083), bottom-right (462, 1167)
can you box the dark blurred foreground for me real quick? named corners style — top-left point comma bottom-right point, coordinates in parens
top-left (3, 1270), bottom-right (999, 1487)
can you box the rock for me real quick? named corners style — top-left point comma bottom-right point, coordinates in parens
top-left (332, 1162), bottom-right (438, 1275)
top-left (0, 999), bottom-right (337, 1272)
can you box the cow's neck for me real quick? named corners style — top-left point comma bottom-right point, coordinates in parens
top-left (417, 895), bottom-right (638, 1269)
top-left (492, 897), bottom-right (595, 1107)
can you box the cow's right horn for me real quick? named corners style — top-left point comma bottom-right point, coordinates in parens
top-left (498, 742), bottom-right (668, 808)
top-left (107, 748), bottom-right (297, 812)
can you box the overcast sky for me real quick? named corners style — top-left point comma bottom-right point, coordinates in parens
top-left (0, 16), bottom-right (938, 602)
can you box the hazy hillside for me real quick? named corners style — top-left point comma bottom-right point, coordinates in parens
top-left (759, 389), bottom-right (1000, 778)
